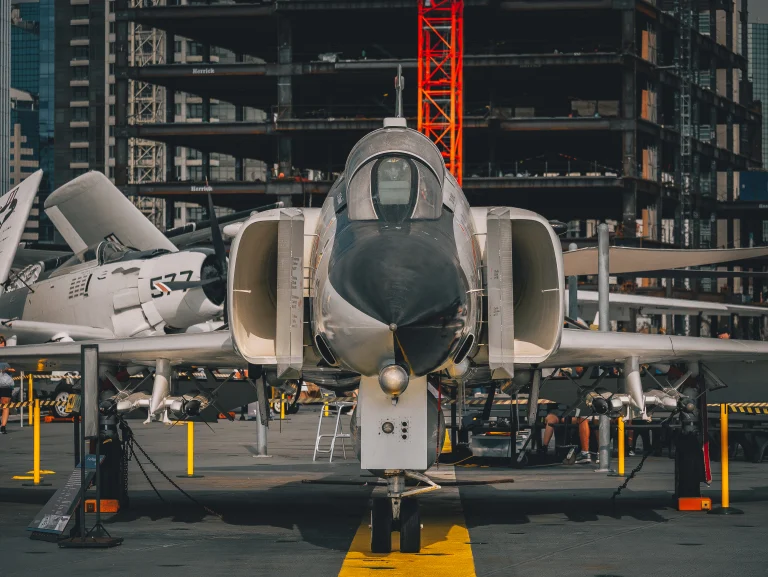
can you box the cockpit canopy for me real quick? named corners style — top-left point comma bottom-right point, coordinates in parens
top-left (60, 240), bottom-right (133, 269)
top-left (348, 155), bottom-right (442, 222)
top-left (342, 126), bottom-right (446, 223)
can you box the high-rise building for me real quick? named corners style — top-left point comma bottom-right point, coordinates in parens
top-left (10, 87), bottom-right (39, 241)
top-left (9, 0), bottom-right (55, 241)
top-left (54, 1), bottom-right (108, 187)
top-left (748, 23), bottom-right (768, 168)
top-left (0, 0), bottom-right (10, 195)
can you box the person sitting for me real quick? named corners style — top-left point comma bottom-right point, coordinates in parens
top-left (540, 412), bottom-right (591, 464)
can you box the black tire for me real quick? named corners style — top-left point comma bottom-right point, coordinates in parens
top-left (52, 382), bottom-right (74, 418)
top-left (399, 498), bottom-right (421, 553)
top-left (370, 497), bottom-right (392, 553)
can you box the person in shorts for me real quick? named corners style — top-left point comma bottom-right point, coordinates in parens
top-left (0, 337), bottom-right (13, 434)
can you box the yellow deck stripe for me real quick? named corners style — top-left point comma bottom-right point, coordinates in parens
top-left (338, 469), bottom-right (476, 577)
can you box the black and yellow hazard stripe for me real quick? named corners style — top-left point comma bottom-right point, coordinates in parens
top-left (707, 403), bottom-right (768, 415)
top-left (0, 399), bottom-right (68, 409)
top-left (296, 396), bottom-right (556, 406)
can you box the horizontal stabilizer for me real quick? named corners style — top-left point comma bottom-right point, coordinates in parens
top-left (564, 246), bottom-right (768, 277)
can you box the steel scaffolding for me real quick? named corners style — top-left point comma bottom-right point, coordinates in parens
top-left (675, 0), bottom-right (696, 249)
top-left (417, 0), bottom-right (463, 185)
top-left (128, 0), bottom-right (165, 229)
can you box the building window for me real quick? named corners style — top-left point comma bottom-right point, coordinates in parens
top-left (109, 145), bottom-right (115, 158)
top-left (72, 66), bottom-right (89, 81)
top-left (72, 128), bottom-right (88, 141)
top-left (72, 107), bottom-right (88, 121)
top-left (71, 25), bottom-right (89, 39)
top-left (72, 5), bottom-right (89, 18)
top-left (109, 84), bottom-right (115, 96)
top-left (72, 86), bottom-right (88, 100)
top-left (188, 167), bottom-right (203, 180)
top-left (187, 103), bottom-right (203, 119)
top-left (72, 148), bottom-right (88, 162)
top-left (109, 104), bottom-right (115, 117)
top-left (109, 22), bottom-right (115, 34)
top-left (109, 63), bottom-right (115, 75)
top-left (187, 41), bottom-right (204, 56)
top-left (72, 46), bottom-right (89, 59)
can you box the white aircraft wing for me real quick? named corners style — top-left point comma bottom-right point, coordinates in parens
top-left (44, 171), bottom-right (177, 254)
top-left (542, 328), bottom-right (768, 367)
top-left (574, 290), bottom-right (768, 320)
top-left (0, 331), bottom-right (254, 372)
top-left (0, 171), bottom-right (43, 285)
top-left (563, 246), bottom-right (768, 277)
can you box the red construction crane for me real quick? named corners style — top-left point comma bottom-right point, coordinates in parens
top-left (417, 0), bottom-right (464, 185)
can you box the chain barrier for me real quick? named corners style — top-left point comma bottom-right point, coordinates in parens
top-left (118, 417), bottom-right (223, 519)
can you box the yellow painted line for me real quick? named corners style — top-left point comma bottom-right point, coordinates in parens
top-left (338, 470), bottom-right (475, 577)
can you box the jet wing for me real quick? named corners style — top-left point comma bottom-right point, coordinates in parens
top-left (541, 328), bottom-right (768, 367)
top-left (563, 246), bottom-right (768, 277)
top-left (0, 331), bottom-right (257, 372)
top-left (574, 290), bottom-right (768, 320)
top-left (0, 171), bottom-right (43, 285)
top-left (44, 171), bottom-right (177, 254)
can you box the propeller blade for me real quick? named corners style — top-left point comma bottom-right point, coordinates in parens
top-left (213, 400), bottom-right (235, 422)
top-left (207, 193), bottom-right (229, 327)
top-left (207, 193), bottom-right (227, 272)
top-left (167, 415), bottom-right (188, 431)
top-left (158, 277), bottom-right (224, 293)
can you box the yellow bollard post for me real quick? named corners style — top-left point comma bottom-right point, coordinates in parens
top-left (19, 400), bottom-right (52, 486)
top-left (710, 403), bottom-right (742, 515)
top-left (617, 418), bottom-right (625, 476)
top-left (608, 417), bottom-right (626, 477)
top-left (28, 374), bottom-right (33, 426)
top-left (323, 403), bottom-right (329, 417)
top-left (280, 393), bottom-right (286, 420)
top-left (34, 400), bottom-right (40, 484)
top-left (177, 421), bottom-right (203, 478)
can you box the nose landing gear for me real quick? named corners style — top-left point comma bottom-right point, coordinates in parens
top-left (369, 470), bottom-right (440, 554)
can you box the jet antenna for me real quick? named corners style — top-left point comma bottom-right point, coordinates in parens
top-left (394, 65), bottom-right (404, 118)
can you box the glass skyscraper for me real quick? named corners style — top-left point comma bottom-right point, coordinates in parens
top-left (749, 23), bottom-right (768, 169)
top-left (1, 2), bottom-right (10, 195)
top-left (9, 0), bottom-right (54, 240)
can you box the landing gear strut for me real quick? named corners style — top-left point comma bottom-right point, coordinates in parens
top-left (369, 471), bottom-right (439, 553)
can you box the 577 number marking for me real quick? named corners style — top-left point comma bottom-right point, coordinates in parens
top-left (150, 270), bottom-right (193, 298)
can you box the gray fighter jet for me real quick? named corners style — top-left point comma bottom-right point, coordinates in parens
top-left (5, 114), bottom-right (768, 552)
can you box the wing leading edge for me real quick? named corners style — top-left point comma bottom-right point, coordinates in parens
top-left (0, 331), bottom-right (256, 372)
top-left (543, 329), bottom-right (768, 368)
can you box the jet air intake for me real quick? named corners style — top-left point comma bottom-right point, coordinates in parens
top-left (227, 207), bottom-right (307, 378)
top-left (472, 207), bottom-right (565, 377)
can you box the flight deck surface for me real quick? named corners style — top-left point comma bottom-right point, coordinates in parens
top-left (0, 408), bottom-right (766, 577)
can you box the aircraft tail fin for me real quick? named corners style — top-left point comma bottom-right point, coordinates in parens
top-left (0, 170), bottom-right (43, 286)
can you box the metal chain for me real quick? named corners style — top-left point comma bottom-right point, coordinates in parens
top-left (610, 411), bottom-right (679, 503)
top-left (610, 449), bottom-right (652, 503)
top-left (119, 417), bottom-right (223, 519)
top-left (123, 427), bottom-right (165, 504)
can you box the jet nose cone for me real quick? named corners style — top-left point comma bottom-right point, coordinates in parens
top-left (329, 223), bottom-right (469, 374)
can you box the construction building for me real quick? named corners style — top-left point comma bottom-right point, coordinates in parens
top-left (114, 1), bottom-right (761, 255)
